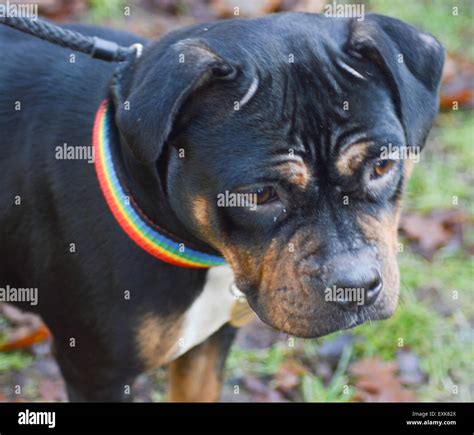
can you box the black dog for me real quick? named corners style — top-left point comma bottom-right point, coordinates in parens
top-left (0, 12), bottom-right (444, 402)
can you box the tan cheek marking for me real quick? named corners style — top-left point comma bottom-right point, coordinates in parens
top-left (191, 194), bottom-right (224, 250)
top-left (136, 313), bottom-right (184, 370)
top-left (192, 195), bottom-right (211, 232)
top-left (359, 213), bottom-right (398, 252)
top-left (191, 196), bottom-right (259, 286)
top-left (336, 142), bottom-right (369, 176)
top-left (358, 213), bottom-right (400, 304)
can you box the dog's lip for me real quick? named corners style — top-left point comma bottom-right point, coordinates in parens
top-left (246, 294), bottom-right (389, 338)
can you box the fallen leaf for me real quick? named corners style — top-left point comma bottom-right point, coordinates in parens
top-left (399, 209), bottom-right (469, 260)
top-left (275, 360), bottom-right (307, 394)
top-left (36, 0), bottom-right (88, 20)
top-left (440, 54), bottom-right (474, 110)
top-left (0, 304), bottom-right (51, 351)
top-left (0, 324), bottom-right (51, 352)
top-left (349, 357), bottom-right (416, 402)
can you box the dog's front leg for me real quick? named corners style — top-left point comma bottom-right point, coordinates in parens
top-left (168, 323), bottom-right (237, 402)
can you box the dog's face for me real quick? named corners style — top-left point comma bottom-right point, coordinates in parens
top-left (116, 13), bottom-right (444, 337)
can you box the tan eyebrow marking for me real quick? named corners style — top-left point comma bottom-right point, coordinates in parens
top-left (336, 142), bottom-right (369, 176)
top-left (274, 157), bottom-right (311, 189)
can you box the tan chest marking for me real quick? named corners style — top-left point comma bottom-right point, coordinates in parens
top-left (172, 265), bottom-right (236, 360)
top-left (136, 265), bottom-right (238, 370)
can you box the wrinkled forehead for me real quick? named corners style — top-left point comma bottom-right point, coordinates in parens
top-left (181, 57), bottom-right (403, 184)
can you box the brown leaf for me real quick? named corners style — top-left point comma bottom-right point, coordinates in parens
top-left (440, 54), bottom-right (474, 110)
top-left (0, 304), bottom-right (50, 351)
top-left (275, 360), bottom-right (307, 394)
top-left (36, 0), bottom-right (88, 20)
top-left (349, 357), bottom-right (416, 402)
top-left (0, 324), bottom-right (51, 352)
top-left (399, 209), bottom-right (469, 260)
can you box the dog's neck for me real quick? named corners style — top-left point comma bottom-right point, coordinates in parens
top-left (119, 143), bottom-right (214, 252)
top-left (96, 99), bottom-right (223, 262)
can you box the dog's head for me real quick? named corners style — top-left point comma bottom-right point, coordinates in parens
top-left (115, 13), bottom-right (444, 337)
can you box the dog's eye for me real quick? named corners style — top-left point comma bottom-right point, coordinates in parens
top-left (372, 159), bottom-right (395, 178)
top-left (254, 186), bottom-right (278, 205)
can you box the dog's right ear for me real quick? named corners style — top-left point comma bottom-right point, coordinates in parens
top-left (113, 38), bottom-right (237, 163)
top-left (347, 14), bottom-right (445, 150)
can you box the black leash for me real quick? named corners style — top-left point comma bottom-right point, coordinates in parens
top-left (0, 16), bottom-right (142, 62)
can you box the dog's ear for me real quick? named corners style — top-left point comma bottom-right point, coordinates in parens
top-left (114, 38), bottom-right (237, 163)
top-left (347, 14), bottom-right (445, 149)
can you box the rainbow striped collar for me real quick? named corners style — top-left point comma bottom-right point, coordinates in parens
top-left (93, 99), bottom-right (226, 268)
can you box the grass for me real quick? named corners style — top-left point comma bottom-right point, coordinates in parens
top-left (226, 345), bottom-right (287, 378)
top-left (0, 351), bottom-right (32, 372)
top-left (87, 0), bottom-right (127, 24)
top-left (0, 318), bottom-right (33, 372)
top-left (301, 344), bottom-right (354, 402)
top-left (406, 112), bottom-right (474, 212)
top-left (366, 0), bottom-right (474, 60)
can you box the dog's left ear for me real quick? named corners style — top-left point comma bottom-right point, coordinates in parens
top-left (347, 14), bottom-right (445, 149)
top-left (113, 38), bottom-right (237, 163)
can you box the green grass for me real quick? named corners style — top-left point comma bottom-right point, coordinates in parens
top-left (87, 0), bottom-right (127, 24)
top-left (0, 323), bottom-right (33, 372)
top-left (226, 345), bottom-right (287, 378)
top-left (366, 0), bottom-right (474, 60)
top-left (0, 351), bottom-right (33, 372)
top-left (301, 344), bottom-right (354, 402)
top-left (405, 112), bottom-right (474, 212)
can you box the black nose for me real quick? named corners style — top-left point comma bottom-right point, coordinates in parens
top-left (325, 260), bottom-right (382, 312)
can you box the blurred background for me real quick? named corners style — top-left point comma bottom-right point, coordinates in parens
top-left (0, 0), bottom-right (472, 402)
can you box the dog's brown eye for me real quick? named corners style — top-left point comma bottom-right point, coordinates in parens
top-left (254, 186), bottom-right (278, 205)
top-left (372, 159), bottom-right (395, 178)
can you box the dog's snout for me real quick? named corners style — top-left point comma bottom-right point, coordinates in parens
top-left (325, 255), bottom-right (382, 312)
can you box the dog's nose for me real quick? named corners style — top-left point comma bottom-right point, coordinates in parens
top-left (325, 258), bottom-right (382, 312)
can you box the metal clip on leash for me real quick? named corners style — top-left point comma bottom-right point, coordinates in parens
top-left (0, 17), bottom-right (143, 62)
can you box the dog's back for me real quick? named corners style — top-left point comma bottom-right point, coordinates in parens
top-left (0, 24), bottom-right (144, 307)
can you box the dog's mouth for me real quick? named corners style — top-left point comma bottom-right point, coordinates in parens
top-left (237, 283), bottom-right (398, 339)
